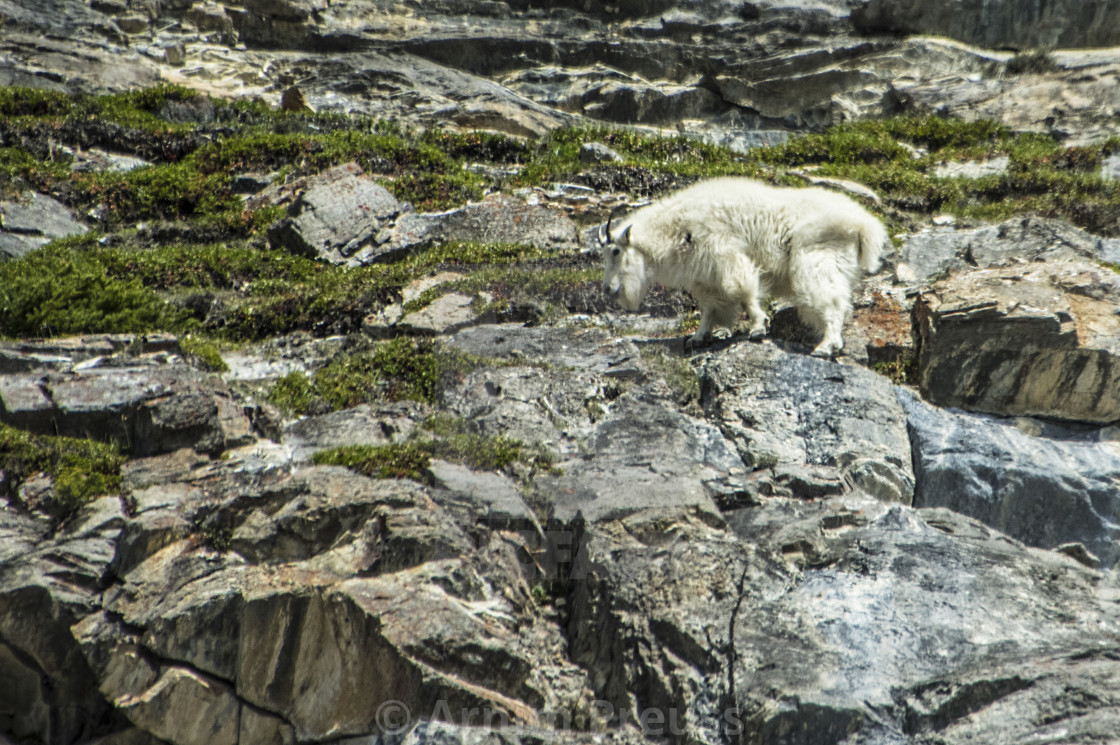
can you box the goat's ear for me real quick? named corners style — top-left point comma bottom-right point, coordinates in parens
top-left (619, 225), bottom-right (632, 246)
top-left (597, 222), bottom-right (610, 246)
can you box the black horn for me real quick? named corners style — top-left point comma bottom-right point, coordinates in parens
top-left (600, 204), bottom-right (630, 246)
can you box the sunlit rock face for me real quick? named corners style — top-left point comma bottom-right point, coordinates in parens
top-left (2, 2), bottom-right (1120, 744)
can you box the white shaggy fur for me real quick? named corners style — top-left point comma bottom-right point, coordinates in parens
top-left (600, 177), bottom-right (888, 357)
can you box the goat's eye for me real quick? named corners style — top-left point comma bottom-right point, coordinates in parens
top-left (611, 247), bottom-right (620, 257)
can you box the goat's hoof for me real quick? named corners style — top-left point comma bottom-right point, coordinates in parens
top-left (810, 344), bottom-right (841, 359)
top-left (747, 326), bottom-right (767, 342)
top-left (684, 333), bottom-right (711, 351)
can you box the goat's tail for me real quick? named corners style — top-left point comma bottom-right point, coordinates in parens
top-left (857, 215), bottom-right (888, 273)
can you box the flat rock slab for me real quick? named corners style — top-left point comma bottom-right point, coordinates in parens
top-left (428, 459), bottom-right (538, 529)
top-left (0, 334), bottom-right (181, 374)
top-left (897, 216), bottom-right (1109, 284)
top-left (423, 194), bottom-right (581, 250)
top-left (700, 341), bottom-right (915, 503)
top-left (902, 389), bottom-right (1120, 569)
top-left (915, 260), bottom-right (1120, 423)
top-left (853, 0), bottom-right (1120, 49)
top-left (396, 292), bottom-right (494, 335)
top-left (0, 365), bottom-right (252, 456)
top-left (728, 499), bottom-right (1120, 742)
top-left (442, 325), bottom-right (647, 456)
top-left (267, 162), bottom-right (406, 264)
top-left (283, 402), bottom-right (421, 462)
top-left (538, 394), bottom-right (746, 524)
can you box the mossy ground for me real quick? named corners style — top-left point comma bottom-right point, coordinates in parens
top-left (3, 84), bottom-right (1119, 350)
top-left (0, 423), bottom-right (126, 522)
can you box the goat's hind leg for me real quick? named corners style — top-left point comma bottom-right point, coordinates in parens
top-left (721, 258), bottom-right (768, 341)
top-left (790, 249), bottom-right (851, 358)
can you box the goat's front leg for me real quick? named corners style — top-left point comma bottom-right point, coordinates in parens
top-left (745, 296), bottom-right (769, 341)
top-left (686, 305), bottom-right (716, 349)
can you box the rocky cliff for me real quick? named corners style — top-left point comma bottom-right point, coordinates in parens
top-left (2, 1), bottom-right (1120, 745)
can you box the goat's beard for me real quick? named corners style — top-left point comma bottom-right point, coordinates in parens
top-left (616, 270), bottom-right (649, 311)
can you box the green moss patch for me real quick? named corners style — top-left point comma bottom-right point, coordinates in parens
top-left (268, 337), bottom-right (486, 415)
top-left (0, 423), bottom-right (126, 521)
top-left (179, 335), bottom-right (229, 372)
top-left (312, 414), bottom-right (555, 485)
top-left (518, 125), bottom-right (766, 187)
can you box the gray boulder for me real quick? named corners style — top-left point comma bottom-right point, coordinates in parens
top-left (0, 495), bottom-right (125, 745)
top-left (0, 365), bottom-right (253, 457)
top-left (72, 463), bottom-right (586, 744)
top-left (902, 389), bottom-right (1120, 570)
top-left (267, 162), bottom-right (408, 264)
top-left (0, 192), bottom-right (87, 260)
top-left (569, 497), bottom-right (1120, 744)
top-left (897, 216), bottom-right (1111, 284)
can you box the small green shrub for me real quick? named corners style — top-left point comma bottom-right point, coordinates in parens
top-left (313, 441), bottom-right (434, 482)
top-left (0, 87), bottom-right (74, 118)
top-left (73, 162), bottom-right (238, 226)
top-left (873, 355), bottom-right (918, 386)
top-left (0, 148), bottom-right (71, 191)
top-left (267, 371), bottom-right (317, 415)
top-left (79, 84), bottom-right (201, 133)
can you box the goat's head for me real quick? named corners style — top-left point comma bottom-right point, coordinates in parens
top-left (599, 206), bottom-right (650, 311)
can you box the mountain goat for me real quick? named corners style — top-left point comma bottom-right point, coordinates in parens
top-left (600, 177), bottom-right (887, 357)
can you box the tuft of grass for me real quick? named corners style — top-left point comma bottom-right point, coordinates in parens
top-left (0, 423), bottom-right (126, 522)
top-left (0, 148), bottom-right (71, 193)
top-left (402, 265), bottom-right (600, 314)
top-left (0, 87), bottom-right (74, 118)
top-left (518, 125), bottom-right (766, 186)
top-left (1006, 49), bottom-right (1060, 75)
top-left (267, 371), bottom-right (316, 416)
top-left (179, 335), bottom-right (229, 372)
top-left (873, 355), bottom-right (918, 386)
top-left (80, 84), bottom-right (202, 133)
top-left (75, 161), bottom-right (236, 226)
top-left (313, 441), bottom-right (434, 482)
top-left (640, 346), bottom-right (700, 403)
